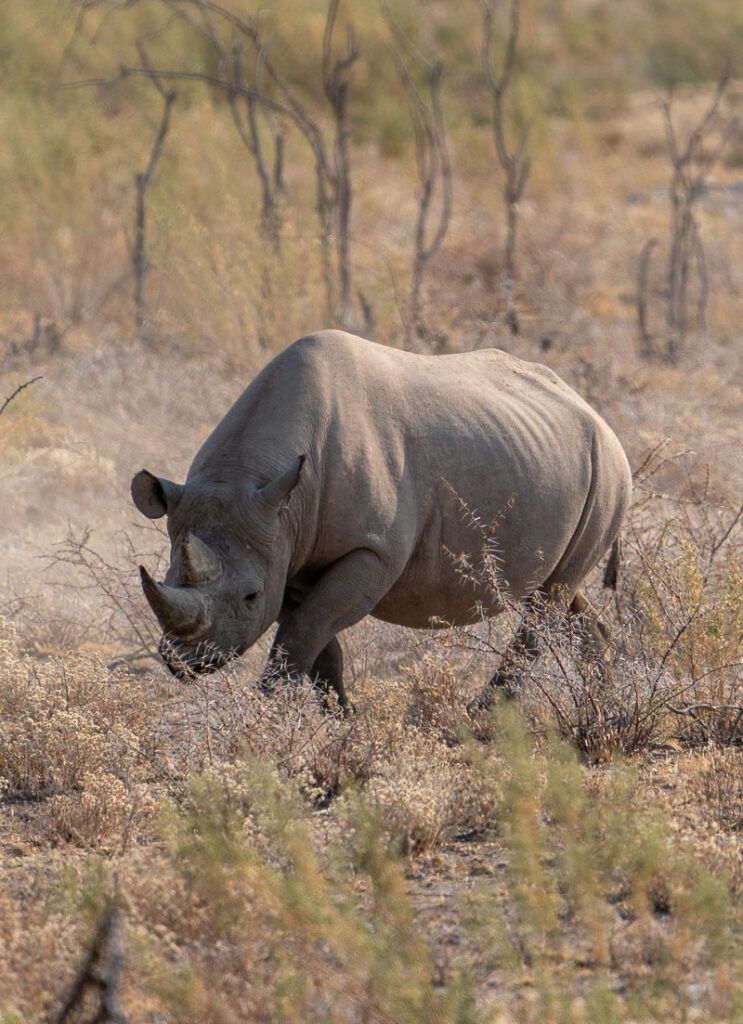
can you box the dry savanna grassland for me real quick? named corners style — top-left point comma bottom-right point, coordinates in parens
top-left (1, 1), bottom-right (742, 1021)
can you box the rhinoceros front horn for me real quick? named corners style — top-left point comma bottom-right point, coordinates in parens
top-left (180, 532), bottom-right (222, 585)
top-left (139, 566), bottom-right (209, 639)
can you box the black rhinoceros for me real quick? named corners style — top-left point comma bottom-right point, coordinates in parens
top-left (133, 331), bottom-right (631, 710)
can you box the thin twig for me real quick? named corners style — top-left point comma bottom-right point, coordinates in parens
top-left (0, 376), bottom-right (43, 417)
top-left (707, 502), bottom-right (743, 566)
top-left (637, 238), bottom-right (658, 357)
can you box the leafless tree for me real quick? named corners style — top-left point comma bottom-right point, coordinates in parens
top-left (637, 63), bottom-right (737, 362)
top-left (322, 0), bottom-right (359, 327)
top-left (68, 0), bottom-right (359, 327)
top-left (391, 47), bottom-right (452, 349)
top-left (132, 43), bottom-right (175, 335)
top-left (481, 0), bottom-right (530, 335)
top-left (156, 1), bottom-right (286, 250)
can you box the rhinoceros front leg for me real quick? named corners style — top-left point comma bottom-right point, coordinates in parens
top-left (310, 636), bottom-right (348, 710)
top-left (266, 630), bottom-right (348, 711)
top-left (266, 549), bottom-right (397, 712)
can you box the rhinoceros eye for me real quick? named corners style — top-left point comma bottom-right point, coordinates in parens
top-left (244, 592), bottom-right (258, 603)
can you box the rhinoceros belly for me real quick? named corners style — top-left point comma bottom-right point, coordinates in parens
top-left (369, 491), bottom-right (552, 629)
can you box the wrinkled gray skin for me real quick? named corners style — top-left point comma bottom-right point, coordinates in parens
top-left (133, 331), bottom-right (632, 711)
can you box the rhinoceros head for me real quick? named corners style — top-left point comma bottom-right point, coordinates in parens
top-left (131, 457), bottom-right (304, 677)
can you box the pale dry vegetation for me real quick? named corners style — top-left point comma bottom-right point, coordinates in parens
top-left (1, 0), bottom-right (742, 1021)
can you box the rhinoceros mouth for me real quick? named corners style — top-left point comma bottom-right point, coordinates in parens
top-left (157, 636), bottom-right (231, 677)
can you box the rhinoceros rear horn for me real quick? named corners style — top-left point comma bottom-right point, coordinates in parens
top-left (258, 455), bottom-right (305, 511)
top-left (139, 566), bottom-right (209, 639)
top-left (180, 532), bottom-right (222, 585)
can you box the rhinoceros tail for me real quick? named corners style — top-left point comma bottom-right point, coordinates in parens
top-left (602, 536), bottom-right (621, 590)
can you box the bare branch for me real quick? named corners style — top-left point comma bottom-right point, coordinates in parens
top-left (321, 0), bottom-right (359, 327)
top-left (708, 502), bottom-right (743, 565)
top-left (637, 237), bottom-right (658, 357)
top-left (0, 376), bottom-right (43, 417)
top-left (657, 62), bottom-right (735, 361)
top-left (131, 43), bottom-right (176, 333)
top-left (226, 41), bottom-right (283, 249)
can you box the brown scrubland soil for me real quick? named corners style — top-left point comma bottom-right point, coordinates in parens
top-left (1, 2), bottom-right (742, 1021)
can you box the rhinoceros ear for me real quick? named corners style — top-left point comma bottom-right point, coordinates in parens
top-left (131, 469), bottom-right (184, 519)
top-left (258, 455), bottom-right (305, 512)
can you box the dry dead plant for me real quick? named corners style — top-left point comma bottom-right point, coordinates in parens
top-left (191, 666), bottom-right (381, 804)
top-left (637, 63), bottom-right (739, 361)
top-left (0, 625), bottom-right (148, 797)
top-left (45, 771), bottom-right (156, 850)
top-left (132, 43), bottom-right (176, 336)
top-left (623, 444), bottom-right (743, 745)
top-left (480, 0), bottom-right (530, 335)
top-left (432, 444), bottom-right (743, 760)
top-left (363, 727), bottom-right (500, 854)
top-left (403, 653), bottom-right (469, 741)
top-left (388, 26), bottom-right (452, 349)
top-left (0, 621), bottom-right (169, 857)
top-left (46, 525), bottom-right (166, 669)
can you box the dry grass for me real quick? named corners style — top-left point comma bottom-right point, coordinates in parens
top-left (0, 624), bottom-right (158, 798)
top-left (702, 747), bottom-right (743, 834)
top-left (4, 708), bottom-right (743, 1023)
top-left (2, 558), bottom-right (743, 1020)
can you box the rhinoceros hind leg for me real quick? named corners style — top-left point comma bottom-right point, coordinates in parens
top-left (468, 587), bottom-right (611, 718)
top-left (569, 589), bottom-right (611, 662)
top-left (468, 609), bottom-right (542, 716)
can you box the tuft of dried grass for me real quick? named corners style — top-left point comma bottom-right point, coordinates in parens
top-left (701, 747), bottom-right (743, 834)
top-left (0, 623), bottom-right (158, 799)
top-left (44, 771), bottom-right (157, 850)
top-left (363, 729), bottom-right (499, 854)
